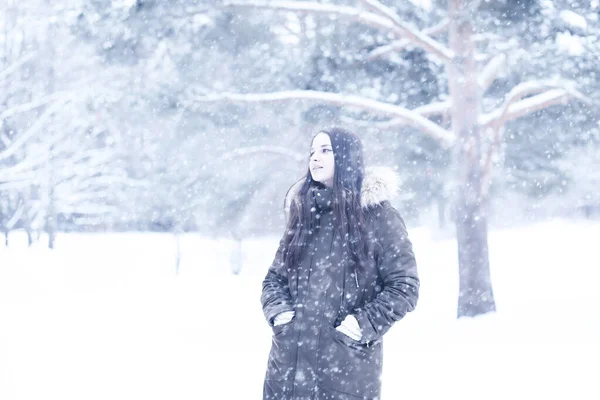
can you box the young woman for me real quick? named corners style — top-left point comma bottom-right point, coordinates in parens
top-left (261, 127), bottom-right (419, 400)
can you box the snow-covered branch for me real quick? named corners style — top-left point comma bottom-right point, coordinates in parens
top-left (0, 156), bottom-right (50, 182)
top-left (480, 80), bottom-right (586, 128)
top-left (472, 32), bottom-right (503, 43)
top-left (4, 203), bottom-right (25, 231)
top-left (367, 41), bottom-right (409, 61)
top-left (0, 97), bottom-right (71, 163)
top-left (0, 52), bottom-right (37, 82)
top-left (479, 80), bottom-right (586, 192)
top-left (421, 18), bottom-right (449, 37)
top-left (495, 89), bottom-right (570, 122)
top-left (414, 100), bottom-right (451, 117)
top-left (55, 203), bottom-right (117, 216)
top-left (367, 19), bottom-right (448, 61)
top-left (0, 91), bottom-right (71, 121)
top-left (0, 176), bottom-right (38, 190)
top-left (358, 0), bottom-right (404, 26)
top-left (193, 90), bottom-right (455, 146)
top-left (223, 1), bottom-right (453, 63)
top-left (340, 100), bottom-right (451, 129)
top-left (0, 133), bottom-right (11, 147)
top-left (478, 53), bottom-right (506, 93)
top-left (221, 145), bottom-right (305, 163)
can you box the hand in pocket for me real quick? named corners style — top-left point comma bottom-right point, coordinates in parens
top-left (335, 314), bottom-right (362, 341)
top-left (273, 310), bottom-right (295, 326)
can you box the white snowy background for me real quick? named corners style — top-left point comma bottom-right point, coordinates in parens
top-left (1, 1), bottom-right (600, 399)
top-left (1, 219), bottom-right (598, 400)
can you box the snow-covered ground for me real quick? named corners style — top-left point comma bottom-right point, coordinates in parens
top-left (0, 219), bottom-right (598, 400)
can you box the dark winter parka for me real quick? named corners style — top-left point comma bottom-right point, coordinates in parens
top-left (261, 167), bottom-right (419, 400)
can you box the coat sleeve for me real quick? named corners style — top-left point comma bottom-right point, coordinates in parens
top-left (353, 205), bottom-right (419, 343)
top-left (261, 239), bottom-right (295, 326)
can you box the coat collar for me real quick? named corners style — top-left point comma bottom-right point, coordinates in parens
top-left (284, 166), bottom-right (399, 219)
top-left (360, 165), bottom-right (399, 208)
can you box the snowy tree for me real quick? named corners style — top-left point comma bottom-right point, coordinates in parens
top-left (557, 141), bottom-right (600, 217)
top-left (0, 1), bottom-right (131, 246)
top-left (194, 0), bottom-right (588, 317)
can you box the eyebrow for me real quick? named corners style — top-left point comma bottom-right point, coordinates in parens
top-left (310, 144), bottom-right (332, 150)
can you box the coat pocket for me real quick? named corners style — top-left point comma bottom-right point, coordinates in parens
top-left (331, 327), bottom-right (368, 351)
top-left (272, 319), bottom-right (295, 336)
top-left (331, 323), bottom-right (382, 350)
top-left (265, 319), bottom-right (297, 381)
top-left (317, 325), bottom-right (382, 398)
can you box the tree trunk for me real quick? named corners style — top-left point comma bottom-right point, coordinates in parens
top-left (47, 213), bottom-right (55, 249)
top-left (230, 231), bottom-right (243, 275)
top-left (47, 143), bottom-right (56, 249)
top-left (46, 26), bottom-right (57, 250)
top-left (174, 223), bottom-right (183, 275)
top-left (23, 198), bottom-right (33, 246)
top-left (455, 184), bottom-right (495, 316)
top-left (448, 0), bottom-right (496, 317)
top-left (437, 194), bottom-right (446, 228)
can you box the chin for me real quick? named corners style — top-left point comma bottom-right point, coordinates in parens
top-left (312, 178), bottom-right (332, 188)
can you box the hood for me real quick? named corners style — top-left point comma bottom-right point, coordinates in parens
top-left (284, 166), bottom-right (399, 220)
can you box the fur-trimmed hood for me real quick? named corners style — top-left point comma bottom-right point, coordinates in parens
top-left (284, 166), bottom-right (399, 219)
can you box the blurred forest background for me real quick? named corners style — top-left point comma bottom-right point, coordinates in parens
top-left (1, 0), bottom-right (599, 246)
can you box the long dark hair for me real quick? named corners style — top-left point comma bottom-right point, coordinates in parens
top-left (282, 127), bottom-right (372, 272)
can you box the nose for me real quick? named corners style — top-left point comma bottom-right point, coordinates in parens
top-left (311, 152), bottom-right (320, 163)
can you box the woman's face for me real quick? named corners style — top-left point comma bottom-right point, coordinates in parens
top-left (309, 132), bottom-right (335, 188)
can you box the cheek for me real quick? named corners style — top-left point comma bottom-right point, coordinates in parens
top-left (327, 158), bottom-right (335, 174)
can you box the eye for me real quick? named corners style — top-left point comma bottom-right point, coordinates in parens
top-left (323, 148), bottom-right (332, 153)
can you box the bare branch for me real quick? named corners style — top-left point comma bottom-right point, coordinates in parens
top-left (193, 90), bottom-right (455, 146)
top-left (480, 80), bottom-right (587, 128)
top-left (220, 145), bottom-right (305, 163)
top-left (367, 19), bottom-right (448, 61)
top-left (223, 1), bottom-right (453, 63)
top-left (478, 53), bottom-right (506, 93)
